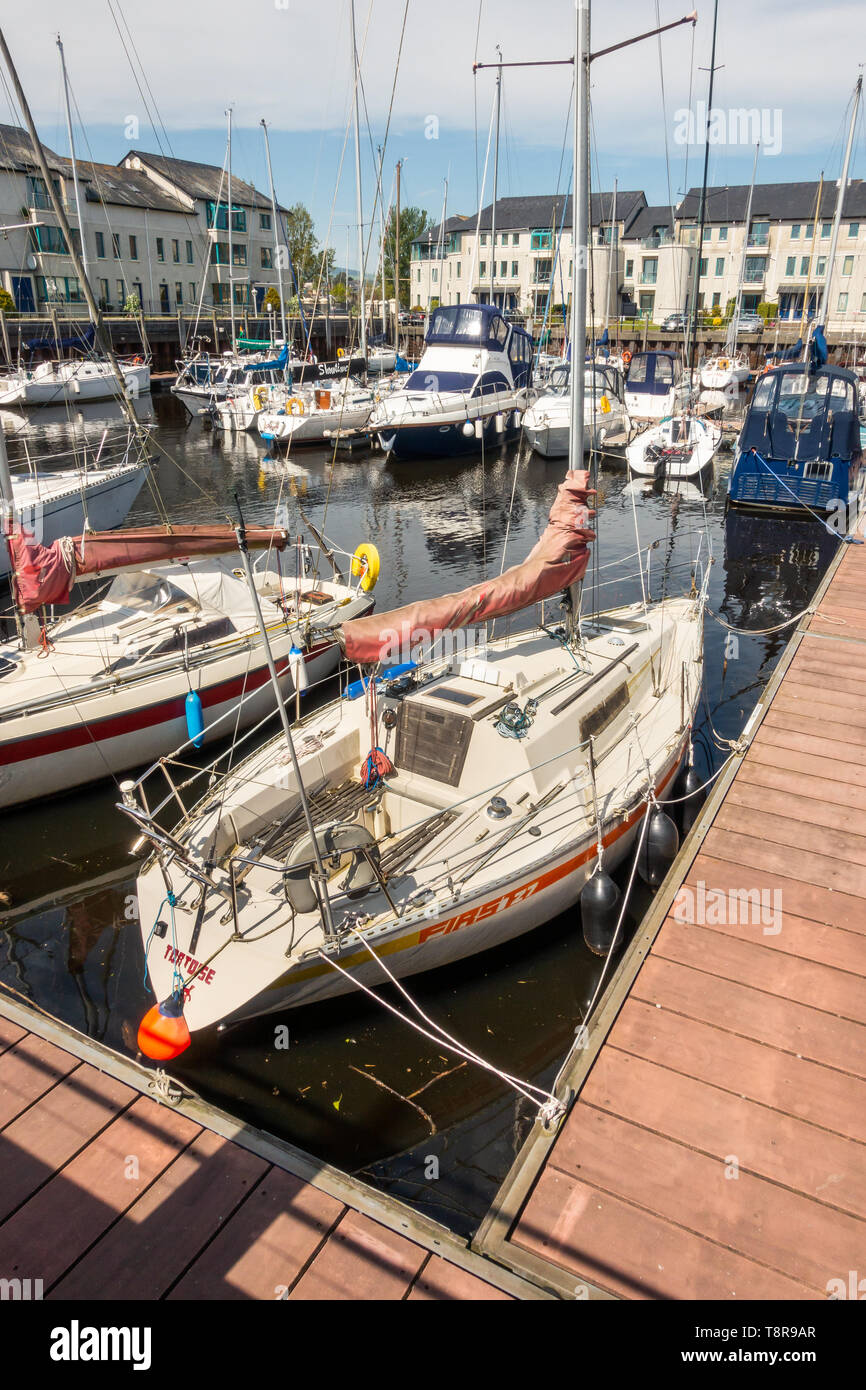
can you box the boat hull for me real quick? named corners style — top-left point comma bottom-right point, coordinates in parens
top-left (0, 465), bottom-right (148, 579)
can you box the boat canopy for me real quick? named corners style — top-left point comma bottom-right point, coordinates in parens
top-left (626, 351), bottom-right (680, 392)
top-left (740, 365), bottom-right (862, 463)
top-left (340, 470), bottom-right (595, 664)
top-left (24, 322), bottom-right (95, 353)
top-left (242, 343), bottom-right (289, 373)
top-left (425, 303), bottom-right (510, 349)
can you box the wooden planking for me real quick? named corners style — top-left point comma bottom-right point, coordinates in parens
top-left (715, 798), bottom-right (866, 866)
top-left (669, 896), bottom-right (866, 977)
top-left (0, 1096), bottom-right (199, 1290)
top-left (750, 727), bottom-right (866, 791)
top-left (286, 1209), bottom-right (427, 1301)
top-left (582, 1048), bottom-right (866, 1221)
top-left (632, 955), bottom-right (866, 1078)
top-left (0, 1019), bottom-right (26, 1055)
top-left (512, 1166), bottom-right (815, 1300)
top-left (609, 997), bottom-right (866, 1144)
top-left (652, 918), bottom-right (866, 1026)
top-left (168, 1166), bottom-right (344, 1300)
top-left (685, 851), bottom-right (864, 933)
top-left (407, 1255), bottom-right (513, 1301)
top-left (0, 1033), bottom-right (80, 1129)
top-left (0, 1064), bottom-right (133, 1224)
top-left (699, 825), bottom-right (866, 900)
top-left (736, 756), bottom-right (866, 815)
top-left (545, 1103), bottom-right (864, 1295)
top-left (50, 1129), bottom-right (269, 1300)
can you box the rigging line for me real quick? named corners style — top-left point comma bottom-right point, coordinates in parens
top-left (473, 0), bottom-right (484, 210)
top-left (654, 0), bottom-right (676, 223)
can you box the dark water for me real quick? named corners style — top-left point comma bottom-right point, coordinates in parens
top-left (0, 394), bottom-right (838, 1235)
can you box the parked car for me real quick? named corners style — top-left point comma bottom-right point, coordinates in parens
top-left (398, 310), bottom-right (412, 325)
top-left (409, 311), bottom-right (425, 325)
top-left (736, 313), bottom-right (764, 333)
top-left (661, 312), bottom-right (688, 330)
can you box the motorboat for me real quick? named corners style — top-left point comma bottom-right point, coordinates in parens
top-left (369, 304), bottom-right (533, 460)
top-left (623, 350), bottom-right (691, 421)
top-left (523, 362), bottom-right (631, 458)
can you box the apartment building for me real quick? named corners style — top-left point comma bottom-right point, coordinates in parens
top-left (413, 180), bottom-right (866, 335)
top-left (0, 124), bottom-right (287, 317)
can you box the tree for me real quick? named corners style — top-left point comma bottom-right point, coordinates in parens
top-left (383, 205), bottom-right (431, 305)
top-left (263, 287), bottom-right (281, 312)
top-left (0, 287), bottom-right (14, 314)
top-left (282, 203), bottom-right (334, 291)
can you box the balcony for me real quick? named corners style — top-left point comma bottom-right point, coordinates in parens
top-left (641, 234), bottom-right (673, 248)
top-left (743, 270), bottom-right (765, 284)
top-left (746, 235), bottom-right (770, 250)
top-left (639, 272), bottom-right (658, 285)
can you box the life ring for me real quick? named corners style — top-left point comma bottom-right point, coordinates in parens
top-left (622, 349), bottom-right (632, 367)
top-left (351, 541), bottom-right (380, 592)
top-left (131, 356), bottom-right (143, 365)
top-left (337, 348), bottom-right (346, 358)
top-left (252, 385), bottom-right (269, 410)
top-left (287, 397), bottom-right (305, 415)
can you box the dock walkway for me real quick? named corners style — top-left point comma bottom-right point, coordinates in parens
top-left (475, 531), bottom-right (866, 1299)
top-left (0, 1001), bottom-right (535, 1301)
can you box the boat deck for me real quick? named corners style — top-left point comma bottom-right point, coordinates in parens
top-left (475, 531), bottom-right (866, 1299)
top-left (0, 1001), bottom-right (538, 1300)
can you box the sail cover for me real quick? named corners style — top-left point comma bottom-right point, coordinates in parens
top-left (8, 525), bottom-right (288, 614)
top-left (340, 470), bottom-right (595, 665)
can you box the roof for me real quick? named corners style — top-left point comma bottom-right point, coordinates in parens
top-left (415, 190), bottom-right (647, 244)
top-left (79, 161), bottom-right (191, 214)
top-left (122, 151), bottom-right (276, 210)
top-left (0, 123), bottom-right (67, 176)
top-left (678, 180), bottom-right (866, 223)
top-left (624, 204), bottom-right (675, 240)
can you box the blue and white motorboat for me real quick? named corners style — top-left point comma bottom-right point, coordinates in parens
top-left (728, 361), bottom-right (864, 515)
top-left (369, 304), bottom-right (533, 460)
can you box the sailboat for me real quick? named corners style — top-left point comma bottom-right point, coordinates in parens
top-left (121, 0), bottom-right (707, 1048)
top-left (523, 359), bottom-right (630, 457)
top-left (0, 524), bottom-right (377, 809)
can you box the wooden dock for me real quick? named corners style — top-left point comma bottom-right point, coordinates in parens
top-left (475, 527), bottom-right (866, 1300)
top-left (0, 999), bottom-right (537, 1301)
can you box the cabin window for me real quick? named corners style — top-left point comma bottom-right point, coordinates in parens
top-left (627, 355), bottom-right (649, 383)
top-left (752, 376), bottom-right (775, 409)
top-left (655, 357), bottom-right (673, 384)
top-left (804, 461), bottom-right (831, 480)
top-left (472, 371), bottom-right (510, 397)
top-left (404, 369), bottom-right (475, 392)
top-left (489, 315), bottom-right (508, 345)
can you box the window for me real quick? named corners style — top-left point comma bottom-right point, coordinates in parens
top-left (206, 203), bottom-right (246, 233)
top-left (500, 261), bottom-right (507, 277)
top-left (479, 261), bottom-right (486, 277)
top-left (260, 212), bottom-right (272, 231)
top-left (838, 292), bottom-right (848, 312)
top-left (512, 233), bottom-right (519, 246)
top-left (702, 225), bottom-right (712, 241)
top-left (639, 291), bottom-right (655, 313)
top-left (805, 222), bottom-right (814, 238)
top-left (786, 257), bottom-right (796, 276)
top-left (712, 292), bottom-right (721, 307)
top-left (172, 239), bottom-right (180, 263)
top-left (95, 231), bottom-right (105, 258)
top-left (156, 237), bottom-right (165, 262)
top-left (749, 221), bottom-right (769, 246)
top-left (848, 223), bottom-right (859, 238)
top-left (821, 222), bottom-right (832, 238)
top-left (456, 262), bottom-right (461, 278)
top-left (511, 261), bottom-right (518, 278)
top-left (432, 267), bottom-right (438, 283)
top-left (530, 229), bottom-right (552, 250)
top-left (800, 256), bottom-right (810, 275)
top-left (641, 257), bottom-right (658, 284)
top-left (816, 256), bottom-right (827, 276)
top-left (189, 282), bottom-right (196, 302)
top-left (117, 279), bottom-right (125, 302)
top-left (791, 224), bottom-right (801, 239)
top-left (862, 293), bottom-right (866, 313)
top-left (175, 282), bottom-right (183, 305)
top-left (186, 240), bottom-right (194, 263)
top-left (744, 256), bottom-right (765, 283)
top-left (31, 225), bottom-right (69, 254)
top-left (718, 226), bottom-right (728, 241)
top-left (260, 246), bottom-right (273, 268)
top-left (211, 283), bottom-right (229, 305)
top-left (232, 244), bottom-right (247, 267)
top-left (99, 278), bottom-right (109, 305)
top-left (112, 233), bottom-right (121, 259)
top-left (697, 257), bottom-right (707, 278)
top-left (480, 233), bottom-right (488, 246)
top-left (625, 259), bottom-right (634, 278)
top-left (843, 255), bottom-right (854, 276)
top-left (715, 257), bottom-right (724, 276)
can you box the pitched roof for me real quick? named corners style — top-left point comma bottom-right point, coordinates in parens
top-left (678, 180), bottom-right (866, 223)
top-left (415, 190), bottom-right (647, 244)
top-left (79, 161), bottom-right (191, 213)
top-left (123, 150), bottom-right (274, 210)
top-left (0, 123), bottom-right (67, 176)
top-left (624, 204), bottom-right (676, 240)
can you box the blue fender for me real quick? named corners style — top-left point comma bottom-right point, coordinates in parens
top-left (185, 689), bottom-right (204, 748)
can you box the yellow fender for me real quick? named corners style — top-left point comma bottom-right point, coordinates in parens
top-left (600, 394), bottom-right (611, 415)
top-left (253, 385), bottom-right (269, 411)
top-left (351, 541), bottom-right (380, 592)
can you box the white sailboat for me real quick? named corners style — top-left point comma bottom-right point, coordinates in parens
top-left (121, 0), bottom-right (708, 1051)
top-left (523, 360), bottom-right (630, 457)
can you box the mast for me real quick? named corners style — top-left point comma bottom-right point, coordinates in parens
top-left (261, 119), bottom-right (288, 344)
top-left (378, 146), bottom-right (387, 338)
top-left (350, 0), bottom-right (367, 358)
top-left (57, 36), bottom-right (89, 288)
top-left (817, 75), bottom-right (862, 324)
top-left (568, 1), bottom-right (590, 477)
top-left (394, 158), bottom-right (401, 330)
top-left (490, 52), bottom-right (502, 307)
top-left (0, 26), bottom-right (139, 431)
top-left (685, 0), bottom-right (720, 401)
top-left (226, 109), bottom-right (236, 350)
top-left (602, 178), bottom-right (616, 338)
top-left (728, 142), bottom-right (759, 354)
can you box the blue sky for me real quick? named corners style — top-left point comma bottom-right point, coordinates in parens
top-left (2, 0), bottom-right (863, 264)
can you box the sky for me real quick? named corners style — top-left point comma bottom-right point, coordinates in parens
top-left (1, 0), bottom-right (864, 264)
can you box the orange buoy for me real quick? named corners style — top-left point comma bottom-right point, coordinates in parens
top-left (137, 991), bottom-right (192, 1061)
